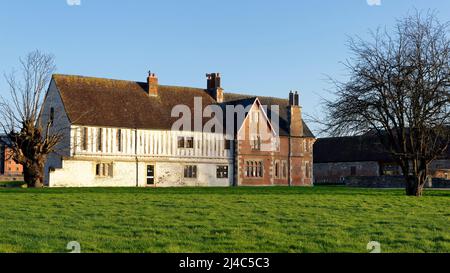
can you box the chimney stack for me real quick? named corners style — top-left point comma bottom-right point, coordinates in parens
top-left (206, 73), bottom-right (224, 103)
top-left (147, 71), bottom-right (158, 96)
top-left (288, 90), bottom-right (303, 137)
top-left (289, 91), bottom-right (294, 106)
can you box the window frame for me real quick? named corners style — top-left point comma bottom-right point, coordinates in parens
top-left (116, 129), bottom-right (122, 152)
top-left (216, 165), bottom-right (229, 179)
top-left (224, 139), bottom-right (232, 150)
top-left (95, 162), bottom-right (113, 178)
top-left (244, 160), bottom-right (264, 178)
top-left (97, 128), bottom-right (103, 152)
top-left (183, 165), bottom-right (197, 179)
top-left (177, 136), bottom-right (185, 148)
top-left (81, 127), bottom-right (88, 151)
top-left (185, 137), bottom-right (194, 149)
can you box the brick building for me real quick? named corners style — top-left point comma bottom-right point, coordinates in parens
top-left (40, 72), bottom-right (315, 187)
top-left (0, 137), bottom-right (23, 178)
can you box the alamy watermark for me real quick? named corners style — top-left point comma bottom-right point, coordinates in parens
top-left (170, 97), bottom-right (281, 152)
top-left (367, 241), bottom-right (381, 253)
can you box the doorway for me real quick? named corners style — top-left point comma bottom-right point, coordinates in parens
top-left (146, 165), bottom-right (155, 185)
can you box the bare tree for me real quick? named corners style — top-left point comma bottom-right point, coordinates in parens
top-left (0, 50), bottom-right (62, 188)
top-left (322, 12), bottom-right (450, 196)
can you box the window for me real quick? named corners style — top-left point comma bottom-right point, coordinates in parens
top-left (50, 107), bottom-right (55, 125)
top-left (350, 166), bottom-right (356, 176)
top-left (177, 136), bottom-right (185, 148)
top-left (97, 128), bottom-right (103, 152)
top-left (306, 162), bottom-right (311, 178)
top-left (275, 161), bottom-right (280, 178)
top-left (224, 140), bottom-right (232, 150)
top-left (217, 165), bottom-right (229, 179)
top-left (116, 129), bottom-right (122, 152)
top-left (245, 161), bottom-right (263, 178)
top-left (282, 161), bottom-right (288, 178)
top-left (95, 163), bottom-right (113, 177)
top-left (184, 165), bottom-right (197, 178)
top-left (178, 136), bottom-right (194, 149)
top-left (258, 162), bottom-right (263, 177)
top-left (251, 136), bottom-right (261, 151)
top-left (81, 127), bottom-right (88, 151)
top-left (186, 137), bottom-right (194, 149)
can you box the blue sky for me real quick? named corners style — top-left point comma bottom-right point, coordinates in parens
top-left (1, 0), bottom-right (449, 134)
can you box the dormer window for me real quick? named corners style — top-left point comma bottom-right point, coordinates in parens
top-left (177, 136), bottom-right (194, 149)
top-left (186, 137), bottom-right (194, 149)
top-left (177, 137), bottom-right (185, 148)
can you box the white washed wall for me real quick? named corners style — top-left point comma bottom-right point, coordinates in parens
top-left (49, 160), bottom-right (138, 187)
top-left (41, 80), bottom-right (72, 185)
top-left (49, 159), bottom-right (233, 187)
top-left (47, 126), bottom-right (234, 187)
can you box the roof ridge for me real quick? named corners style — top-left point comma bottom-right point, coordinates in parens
top-left (53, 74), bottom-right (140, 84)
top-left (225, 92), bottom-right (289, 102)
top-left (53, 74), bottom-right (291, 101)
top-left (53, 74), bottom-right (208, 92)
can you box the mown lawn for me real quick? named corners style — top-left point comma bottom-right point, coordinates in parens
top-left (0, 186), bottom-right (448, 253)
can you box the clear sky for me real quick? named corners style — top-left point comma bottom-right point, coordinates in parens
top-left (1, 0), bottom-right (449, 134)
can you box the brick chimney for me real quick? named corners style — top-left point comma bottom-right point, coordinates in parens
top-left (147, 71), bottom-right (158, 96)
top-left (288, 91), bottom-right (303, 137)
top-left (206, 73), bottom-right (224, 103)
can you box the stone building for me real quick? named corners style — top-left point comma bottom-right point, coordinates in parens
top-left (40, 72), bottom-right (315, 187)
top-left (313, 135), bottom-right (450, 184)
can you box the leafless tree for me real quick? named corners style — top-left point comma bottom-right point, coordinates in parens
top-left (322, 12), bottom-right (450, 196)
top-left (0, 50), bottom-right (62, 188)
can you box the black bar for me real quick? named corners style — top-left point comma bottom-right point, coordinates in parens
top-left (1, 253), bottom-right (448, 272)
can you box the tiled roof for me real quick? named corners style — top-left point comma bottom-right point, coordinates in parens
top-left (53, 74), bottom-right (314, 138)
top-left (314, 134), bottom-right (450, 163)
top-left (313, 135), bottom-right (394, 163)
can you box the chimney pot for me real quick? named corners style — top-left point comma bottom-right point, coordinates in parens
top-left (206, 72), bottom-right (223, 103)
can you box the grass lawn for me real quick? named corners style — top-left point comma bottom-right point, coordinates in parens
top-left (0, 186), bottom-right (448, 253)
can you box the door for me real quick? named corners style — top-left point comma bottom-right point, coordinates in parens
top-left (146, 165), bottom-right (155, 185)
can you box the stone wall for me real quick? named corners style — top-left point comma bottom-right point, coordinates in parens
top-left (314, 161), bottom-right (380, 184)
top-left (344, 176), bottom-right (450, 188)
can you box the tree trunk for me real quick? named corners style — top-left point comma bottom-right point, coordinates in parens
top-left (23, 162), bottom-right (44, 188)
top-left (404, 175), bottom-right (425, 197)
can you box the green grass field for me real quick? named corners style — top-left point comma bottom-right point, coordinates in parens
top-left (0, 186), bottom-right (448, 253)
